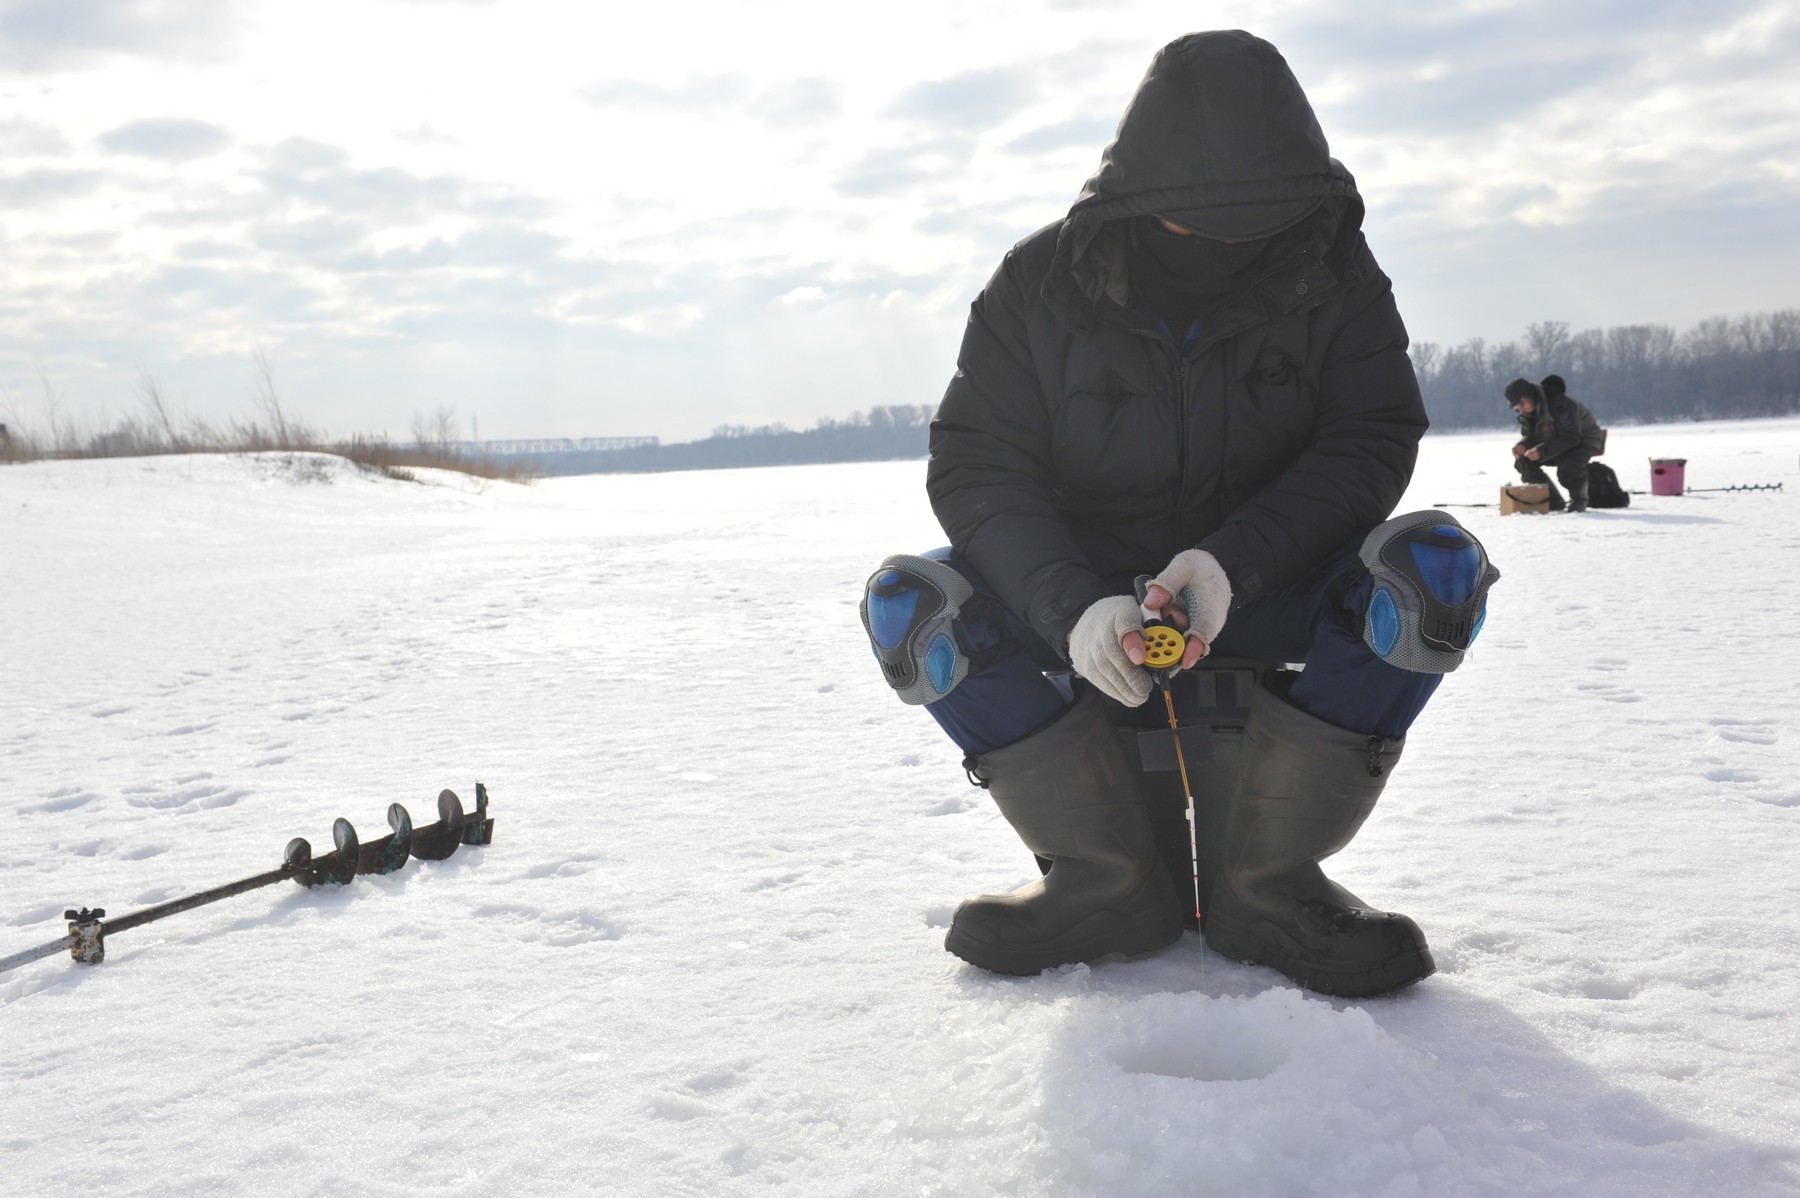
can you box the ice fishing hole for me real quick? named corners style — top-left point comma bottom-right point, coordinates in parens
top-left (1114, 1027), bottom-right (1290, 1082)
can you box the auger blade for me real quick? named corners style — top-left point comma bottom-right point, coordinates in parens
top-left (356, 803), bottom-right (414, 875)
top-left (409, 790), bottom-right (466, 861)
top-left (292, 818), bottom-right (359, 888)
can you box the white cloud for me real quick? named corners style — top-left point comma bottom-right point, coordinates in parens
top-left (1700, 2), bottom-right (1799, 57)
top-left (0, 0), bottom-right (240, 72)
top-left (98, 117), bottom-right (231, 160)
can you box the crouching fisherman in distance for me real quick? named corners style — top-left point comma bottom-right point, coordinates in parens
top-left (857, 30), bottom-right (1500, 999)
top-left (1506, 375), bottom-right (1607, 512)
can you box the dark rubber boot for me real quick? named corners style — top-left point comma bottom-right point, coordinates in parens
top-left (946, 688), bottom-right (1183, 975)
top-left (1203, 680), bottom-right (1434, 998)
top-left (1566, 476), bottom-right (1590, 513)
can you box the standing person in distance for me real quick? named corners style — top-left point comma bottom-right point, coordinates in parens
top-left (1506, 375), bottom-right (1606, 512)
top-left (859, 30), bottom-right (1499, 998)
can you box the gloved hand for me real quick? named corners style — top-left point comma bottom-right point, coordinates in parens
top-left (1143, 548), bottom-right (1232, 669)
top-left (1067, 595), bottom-right (1154, 707)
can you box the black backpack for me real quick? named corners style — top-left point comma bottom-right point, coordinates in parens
top-left (1586, 461), bottom-right (1629, 508)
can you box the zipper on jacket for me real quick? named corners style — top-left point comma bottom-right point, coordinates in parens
top-left (1174, 357), bottom-right (1190, 545)
top-left (1123, 318), bottom-right (1206, 549)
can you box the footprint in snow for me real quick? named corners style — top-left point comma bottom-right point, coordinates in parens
top-left (9, 903), bottom-right (70, 928)
top-left (522, 855), bottom-right (601, 879)
top-left (468, 901), bottom-right (624, 946)
top-left (123, 778), bottom-right (249, 810)
top-left (1575, 681), bottom-right (1641, 704)
top-left (118, 844), bottom-right (169, 860)
top-left (1709, 718), bottom-right (1778, 745)
top-left (19, 790), bottom-right (100, 814)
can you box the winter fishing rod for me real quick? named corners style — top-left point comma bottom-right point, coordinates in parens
top-left (1136, 578), bottom-right (1203, 925)
top-left (1, 785), bottom-right (495, 974)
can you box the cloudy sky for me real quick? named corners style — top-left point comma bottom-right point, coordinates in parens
top-left (2, 0), bottom-right (1797, 442)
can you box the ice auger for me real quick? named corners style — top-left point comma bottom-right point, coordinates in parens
top-left (1, 785), bottom-right (495, 974)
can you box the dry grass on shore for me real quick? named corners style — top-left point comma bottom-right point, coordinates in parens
top-left (0, 368), bottom-right (535, 484)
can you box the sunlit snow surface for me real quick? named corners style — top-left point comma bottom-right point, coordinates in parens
top-left (3, 421), bottom-right (1798, 1196)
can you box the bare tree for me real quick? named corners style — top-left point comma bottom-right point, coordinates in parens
top-left (1409, 342), bottom-right (1440, 389)
top-left (1568, 329), bottom-right (1607, 381)
top-left (411, 404), bottom-right (461, 456)
top-left (1523, 321), bottom-right (1571, 374)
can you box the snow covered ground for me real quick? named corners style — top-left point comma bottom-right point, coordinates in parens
top-left (3, 419), bottom-right (1798, 1197)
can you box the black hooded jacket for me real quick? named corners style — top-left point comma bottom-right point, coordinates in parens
top-left (1517, 379), bottom-right (1604, 459)
top-left (925, 31), bottom-right (1427, 655)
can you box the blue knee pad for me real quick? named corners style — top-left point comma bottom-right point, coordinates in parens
top-left (860, 554), bottom-right (974, 705)
top-left (1359, 511), bottom-right (1500, 673)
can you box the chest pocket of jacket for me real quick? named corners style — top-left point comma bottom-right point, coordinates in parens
top-left (1225, 339), bottom-right (1316, 497)
top-left (1238, 341), bottom-right (1314, 434)
top-left (1246, 345), bottom-right (1299, 386)
top-left (1050, 382), bottom-right (1179, 505)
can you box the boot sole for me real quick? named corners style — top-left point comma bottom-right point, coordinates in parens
top-left (1204, 913), bottom-right (1435, 998)
top-left (945, 911), bottom-right (1182, 976)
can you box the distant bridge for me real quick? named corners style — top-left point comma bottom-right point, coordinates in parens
top-left (464, 437), bottom-right (660, 455)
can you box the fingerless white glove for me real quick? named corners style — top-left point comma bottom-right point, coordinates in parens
top-left (1149, 549), bottom-right (1232, 647)
top-left (1068, 595), bottom-right (1154, 707)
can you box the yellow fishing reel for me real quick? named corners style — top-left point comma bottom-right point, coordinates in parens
top-left (1140, 623), bottom-right (1185, 671)
top-left (1133, 572), bottom-right (1188, 678)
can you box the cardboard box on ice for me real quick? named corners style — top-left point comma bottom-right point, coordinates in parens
top-left (1499, 483), bottom-right (1552, 514)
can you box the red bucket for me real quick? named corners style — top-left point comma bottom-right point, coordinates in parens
top-left (1650, 458), bottom-right (1687, 496)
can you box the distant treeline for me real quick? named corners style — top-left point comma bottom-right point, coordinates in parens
top-left (540, 308), bottom-right (1800, 476)
top-left (1415, 309), bottom-right (1800, 429)
top-left (535, 404), bottom-right (933, 474)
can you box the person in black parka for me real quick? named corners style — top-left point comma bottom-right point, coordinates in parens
top-left (1505, 375), bottom-right (1606, 512)
top-left (859, 31), bottom-right (1497, 998)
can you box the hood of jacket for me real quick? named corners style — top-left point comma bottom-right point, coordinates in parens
top-left (1043, 30), bottom-right (1362, 334)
